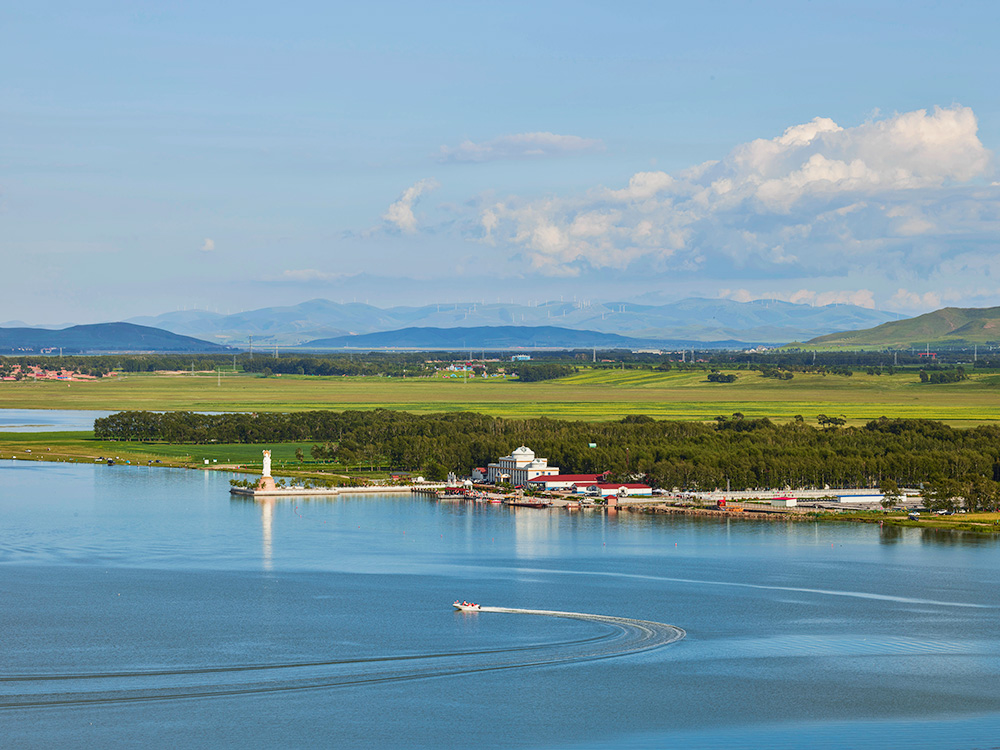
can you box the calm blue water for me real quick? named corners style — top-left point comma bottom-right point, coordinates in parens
top-left (4, 460), bottom-right (1000, 749)
top-left (0, 408), bottom-right (112, 432)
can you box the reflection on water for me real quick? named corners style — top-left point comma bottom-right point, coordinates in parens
top-left (5, 461), bottom-right (1000, 749)
top-left (511, 504), bottom-right (563, 557)
top-left (260, 498), bottom-right (273, 570)
top-left (878, 524), bottom-right (904, 544)
top-left (920, 526), bottom-right (1000, 546)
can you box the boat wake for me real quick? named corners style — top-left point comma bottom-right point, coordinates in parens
top-left (479, 606), bottom-right (684, 658)
top-left (0, 607), bottom-right (683, 710)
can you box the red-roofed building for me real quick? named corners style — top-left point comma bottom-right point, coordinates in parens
top-left (527, 473), bottom-right (607, 491)
top-left (582, 483), bottom-right (653, 498)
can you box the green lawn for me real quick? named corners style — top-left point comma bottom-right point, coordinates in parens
top-left (0, 368), bottom-right (997, 424)
top-left (0, 431), bottom-right (361, 477)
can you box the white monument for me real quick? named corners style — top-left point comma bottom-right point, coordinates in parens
top-left (257, 449), bottom-right (276, 491)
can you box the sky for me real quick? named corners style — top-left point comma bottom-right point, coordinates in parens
top-left (3, 1), bottom-right (1000, 324)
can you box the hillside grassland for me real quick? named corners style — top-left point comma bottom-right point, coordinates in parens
top-left (804, 305), bottom-right (1000, 348)
top-left (0, 367), bottom-right (998, 424)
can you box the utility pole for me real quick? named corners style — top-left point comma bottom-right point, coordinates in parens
top-left (249, 335), bottom-right (253, 360)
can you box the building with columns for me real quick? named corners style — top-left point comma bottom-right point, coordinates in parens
top-left (486, 446), bottom-right (559, 486)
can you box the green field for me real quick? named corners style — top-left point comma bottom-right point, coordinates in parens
top-left (0, 431), bottom-right (358, 478)
top-left (1, 368), bottom-right (999, 424)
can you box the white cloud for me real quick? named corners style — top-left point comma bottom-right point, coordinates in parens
top-left (473, 105), bottom-right (994, 279)
top-left (382, 178), bottom-right (439, 233)
top-left (200, 238), bottom-right (215, 252)
top-left (888, 288), bottom-right (943, 310)
top-left (439, 132), bottom-right (604, 163)
top-left (719, 288), bottom-right (877, 308)
top-left (606, 171), bottom-right (675, 202)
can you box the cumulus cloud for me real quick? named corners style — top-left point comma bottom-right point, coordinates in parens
top-left (382, 178), bottom-right (439, 233)
top-left (719, 288), bottom-right (877, 308)
top-left (200, 238), bottom-right (215, 252)
top-left (474, 106), bottom-right (994, 280)
top-left (888, 288), bottom-right (943, 310)
top-left (439, 132), bottom-right (604, 163)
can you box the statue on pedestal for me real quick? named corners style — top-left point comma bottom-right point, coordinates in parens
top-left (257, 449), bottom-right (276, 491)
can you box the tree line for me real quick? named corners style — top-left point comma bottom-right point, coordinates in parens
top-left (93, 410), bottom-right (1000, 499)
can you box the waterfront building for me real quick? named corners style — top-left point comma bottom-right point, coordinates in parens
top-left (486, 446), bottom-right (558, 486)
top-left (581, 483), bottom-right (652, 498)
top-left (527, 473), bottom-right (607, 491)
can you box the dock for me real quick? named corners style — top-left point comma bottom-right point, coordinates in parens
top-left (230, 483), bottom-right (447, 498)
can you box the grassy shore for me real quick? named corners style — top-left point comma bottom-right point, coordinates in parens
top-left (814, 509), bottom-right (1000, 535)
top-left (1, 368), bottom-right (999, 424)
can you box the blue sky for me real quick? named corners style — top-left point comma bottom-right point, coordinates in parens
top-left (3, 1), bottom-right (1000, 323)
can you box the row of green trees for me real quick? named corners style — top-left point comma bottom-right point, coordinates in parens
top-left (515, 363), bottom-right (577, 382)
top-left (919, 367), bottom-right (968, 384)
top-left (94, 410), bottom-right (1000, 498)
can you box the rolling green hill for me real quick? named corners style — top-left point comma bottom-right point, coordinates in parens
top-left (806, 306), bottom-right (1000, 348)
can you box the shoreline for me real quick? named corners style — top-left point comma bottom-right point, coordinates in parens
top-left (3, 449), bottom-right (999, 536)
top-left (624, 502), bottom-right (1000, 535)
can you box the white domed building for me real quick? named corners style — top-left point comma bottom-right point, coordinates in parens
top-left (486, 446), bottom-right (559, 486)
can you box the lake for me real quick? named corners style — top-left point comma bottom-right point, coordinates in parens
top-left (0, 408), bottom-right (112, 432)
top-left (4, 460), bottom-right (1000, 749)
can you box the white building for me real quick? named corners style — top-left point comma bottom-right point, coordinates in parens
top-left (527, 473), bottom-right (606, 491)
top-left (486, 446), bottom-right (559, 486)
top-left (581, 483), bottom-right (653, 498)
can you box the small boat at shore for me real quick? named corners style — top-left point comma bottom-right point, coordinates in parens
top-left (453, 600), bottom-right (481, 611)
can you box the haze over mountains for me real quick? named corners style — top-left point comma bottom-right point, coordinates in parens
top-left (301, 326), bottom-right (753, 351)
top-left (128, 298), bottom-right (901, 347)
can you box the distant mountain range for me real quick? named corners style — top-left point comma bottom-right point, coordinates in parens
top-left (0, 323), bottom-right (230, 354)
top-left (9, 303), bottom-right (1000, 354)
top-left (127, 298), bottom-right (902, 347)
top-left (301, 326), bottom-right (750, 351)
top-left (807, 306), bottom-right (1000, 348)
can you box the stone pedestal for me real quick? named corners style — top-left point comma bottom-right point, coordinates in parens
top-left (257, 476), bottom-right (276, 491)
